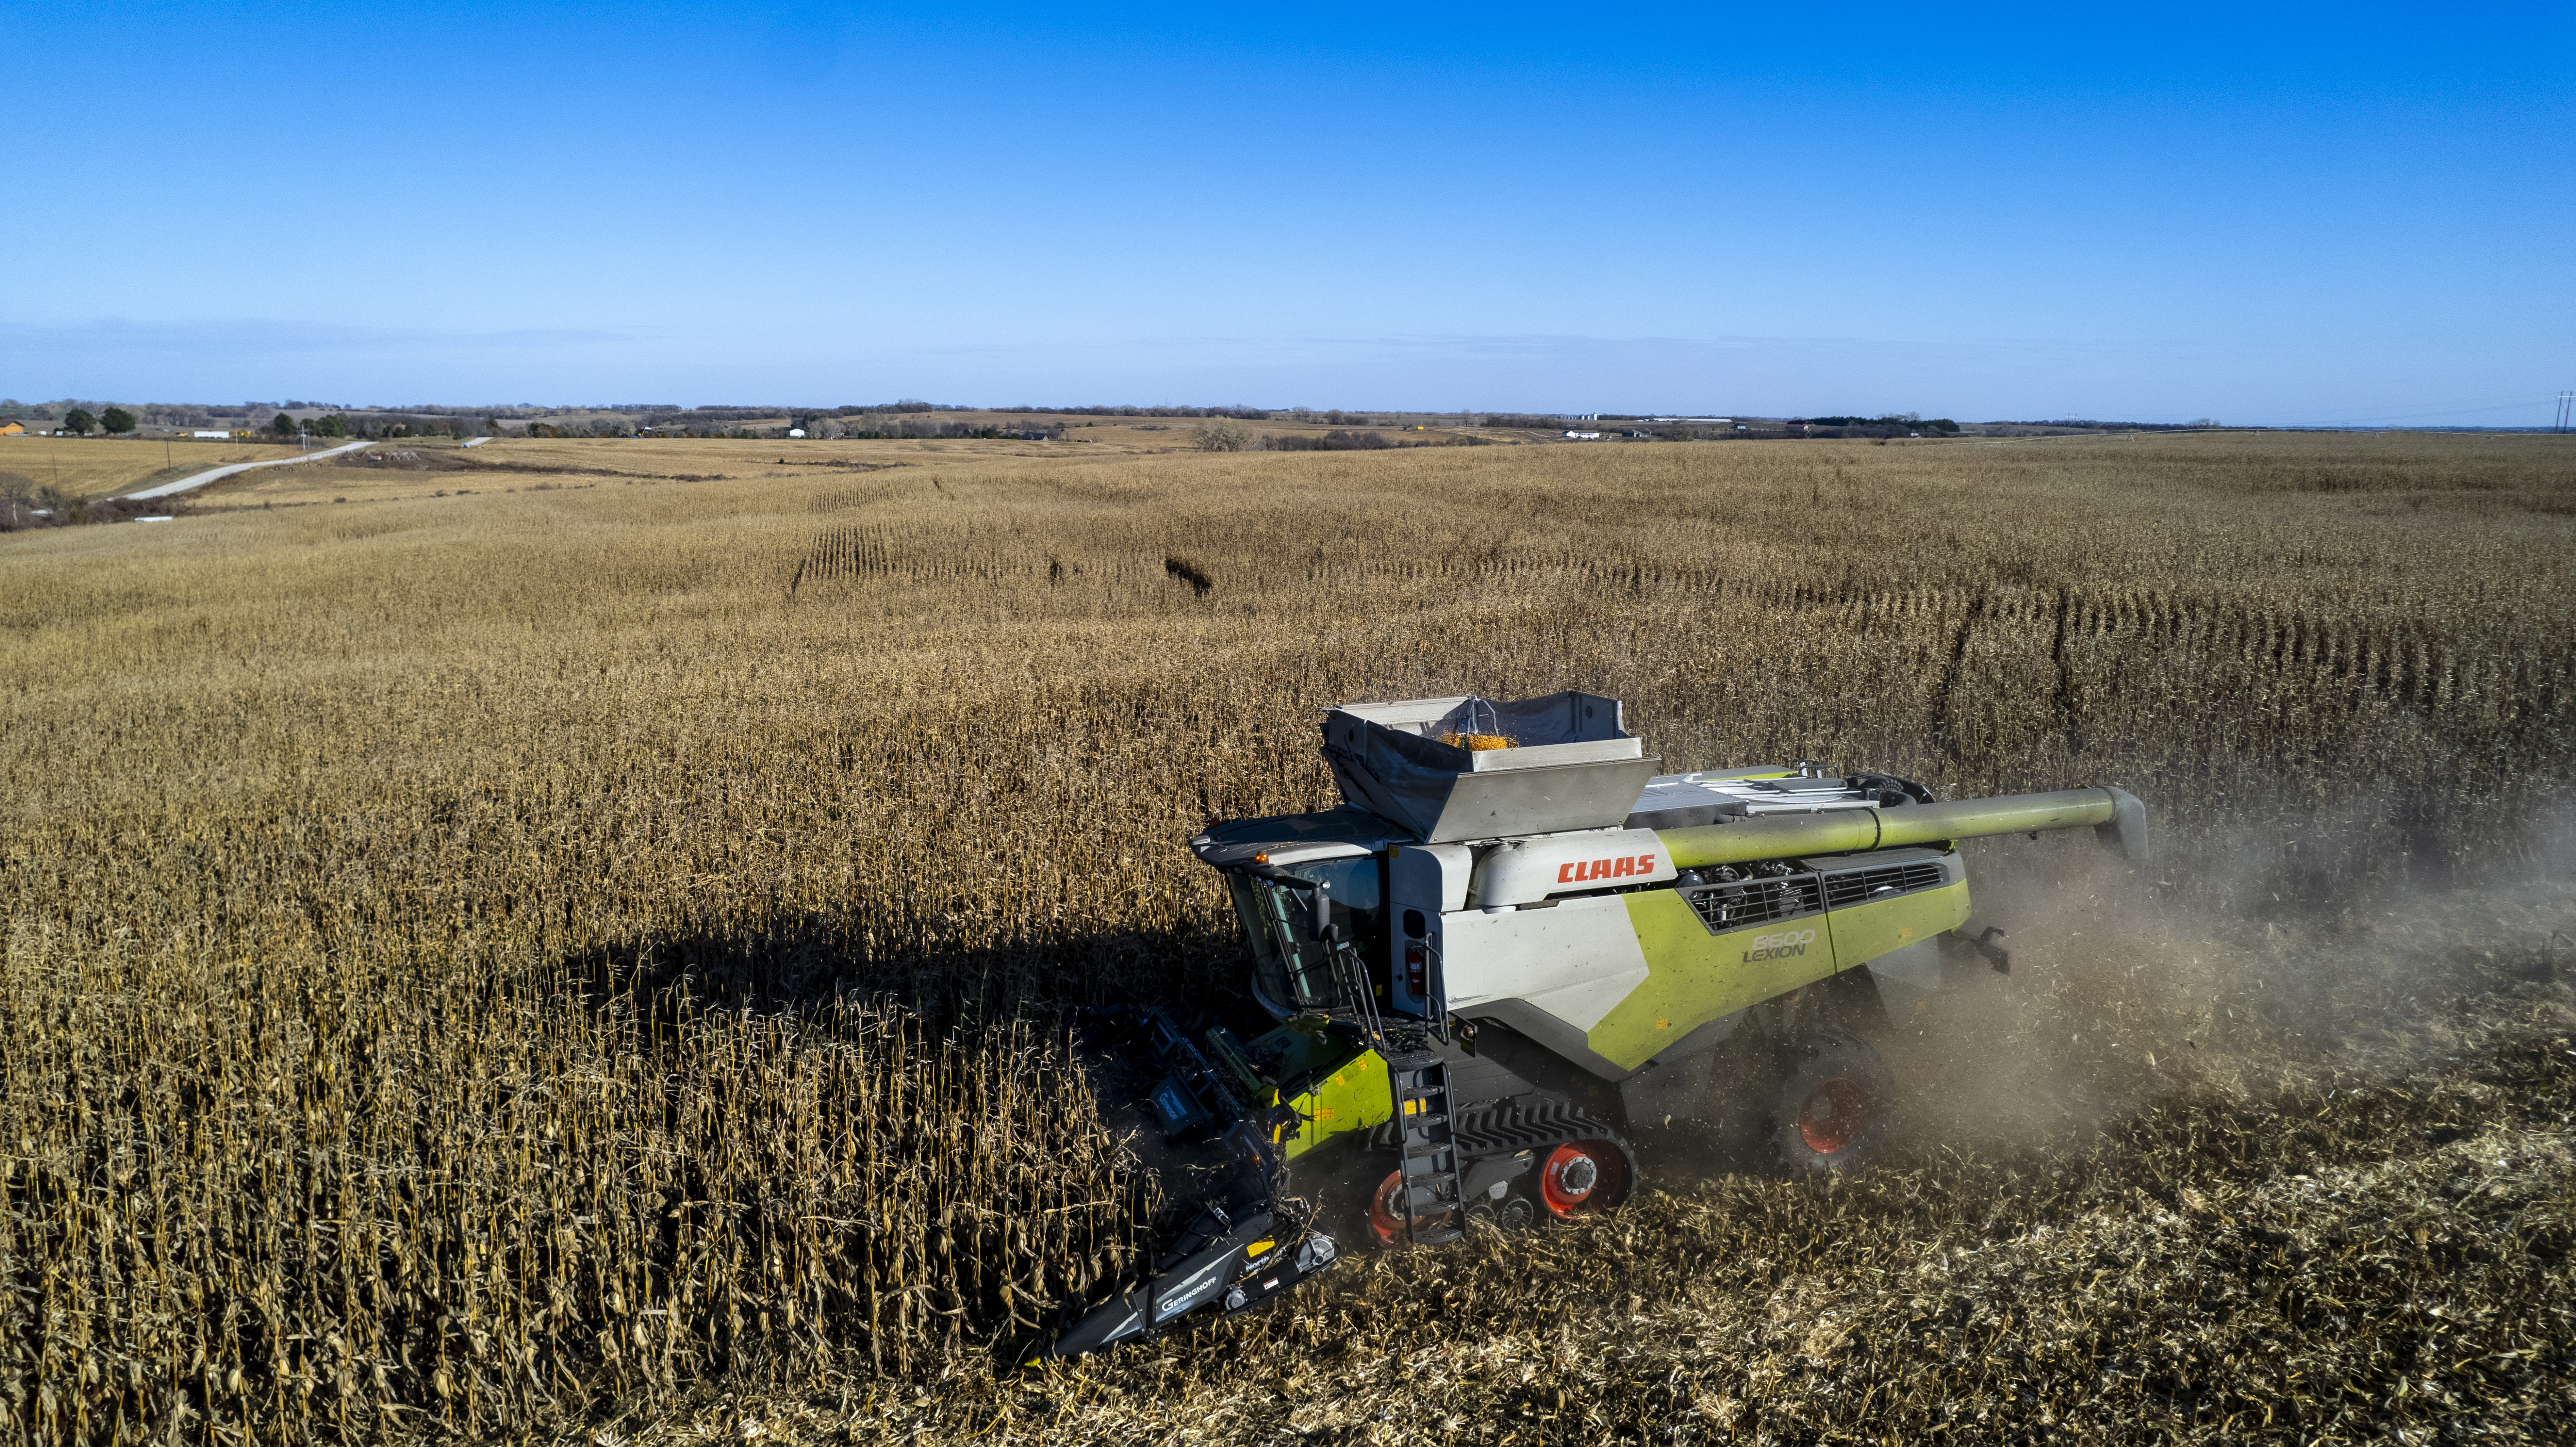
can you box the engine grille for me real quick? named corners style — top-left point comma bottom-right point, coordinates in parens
top-left (1683, 873), bottom-right (1822, 931)
top-left (1820, 859), bottom-right (1949, 909)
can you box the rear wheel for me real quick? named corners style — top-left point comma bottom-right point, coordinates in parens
top-left (1536, 1139), bottom-right (1630, 1220)
top-left (1766, 1029), bottom-right (1897, 1174)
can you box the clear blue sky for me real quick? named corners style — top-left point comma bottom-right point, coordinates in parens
top-left (5, 1), bottom-right (2569, 422)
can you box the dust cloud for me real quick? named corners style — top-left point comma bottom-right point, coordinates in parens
top-left (1877, 822), bottom-right (2576, 1166)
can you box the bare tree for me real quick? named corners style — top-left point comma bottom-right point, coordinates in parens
top-left (1195, 419), bottom-right (1257, 452)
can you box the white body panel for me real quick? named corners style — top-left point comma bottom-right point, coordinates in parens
top-left (1468, 828), bottom-right (1677, 908)
top-left (1388, 845), bottom-right (1473, 1015)
top-left (1391, 844), bottom-right (1474, 913)
top-left (1261, 840), bottom-right (1372, 867)
top-left (1465, 736), bottom-right (1644, 771)
top-left (1441, 896), bottom-right (1650, 1032)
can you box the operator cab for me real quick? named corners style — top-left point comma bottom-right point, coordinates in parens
top-left (1227, 855), bottom-right (1387, 1018)
top-left (1189, 812), bottom-right (1471, 1025)
top-left (1191, 807), bottom-right (1403, 1020)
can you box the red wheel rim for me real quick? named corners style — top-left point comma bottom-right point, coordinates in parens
top-left (1538, 1140), bottom-right (1626, 1219)
top-left (1368, 1168), bottom-right (1430, 1247)
top-left (1797, 1076), bottom-right (1874, 1154)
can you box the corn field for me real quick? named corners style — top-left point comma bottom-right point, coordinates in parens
top-left (2, 431), bottom-right (2572, 1443)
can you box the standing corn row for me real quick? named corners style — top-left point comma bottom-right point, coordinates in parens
top-left (0, 931), bottom-right (1147, 1445)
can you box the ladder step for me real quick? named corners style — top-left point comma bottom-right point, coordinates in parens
top-left (1379, 1047), bottom-right (1465, 1245)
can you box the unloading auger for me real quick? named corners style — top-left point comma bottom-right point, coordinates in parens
top-left (1045, 692), bottom-right (2147, 1357)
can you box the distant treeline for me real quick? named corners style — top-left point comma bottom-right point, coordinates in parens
top-left (1985, 419), bottom-right (2222, 431)
top-left (1263, 430), bottom-right (1494, 452)
top-left (1792, 416), bottom-right (1962, 436)
top-left (565, 402), bottom-right (974, 422)
top-left (840, 420), bottom-right (1068, 442)
top-left (5, 397), bottom-right (2238, 436)
top-left (1000, 404), bottom-right (1275, 419)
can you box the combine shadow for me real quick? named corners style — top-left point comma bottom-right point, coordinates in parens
top-left (555, 910), bottom-right (1302, 1360)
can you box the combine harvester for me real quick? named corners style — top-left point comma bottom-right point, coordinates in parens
top-left (1048, 692), bottom-right (2146, 1356)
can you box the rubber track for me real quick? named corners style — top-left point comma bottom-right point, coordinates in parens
top-left (1366, 1094), bottom-right (1624, 1160)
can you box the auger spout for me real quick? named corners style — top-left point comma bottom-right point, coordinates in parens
top-left (1658, 786), bottom-right (2149, 868)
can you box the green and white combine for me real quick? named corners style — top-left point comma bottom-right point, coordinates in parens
top-left (1047, 692), bottom-right (2147, 1357)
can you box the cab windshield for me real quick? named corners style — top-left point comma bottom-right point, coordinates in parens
top-left (1229, 855), bottom-right (1386, 1019)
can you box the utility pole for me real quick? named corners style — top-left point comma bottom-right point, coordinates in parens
top-left (2558, 391), bottom-right (2572, 433)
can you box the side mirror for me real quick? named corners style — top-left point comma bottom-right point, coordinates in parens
top-left (1309, 888), bottom-right (1337, 944)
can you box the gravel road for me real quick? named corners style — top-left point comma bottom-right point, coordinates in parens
top-left (124, 438), bottom-right (376, 500)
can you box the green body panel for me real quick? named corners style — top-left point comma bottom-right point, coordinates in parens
top-left (1275, 1042), bottom-right (1391, 1161)
top-left (1658, 789), bottom-right (2123, 870)
top-left (1586, 880), bottom-right (1972, 1071)
top-left (1587, 891), bottom-right (1836, 1069)
top-left (1208, 1018), bottom-right (1389, 1162)
top-left (1826, 879), bottom-right (1971, 965)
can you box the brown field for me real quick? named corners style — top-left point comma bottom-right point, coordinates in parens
top-left (0, 435), bottom-right (306, 500)
top-left (3, 431), bottom-right (2573, 1445)
top-left (185, 424), bottom-right (1545, 508)
top-left (191, 435), bottom-right (1119, 506)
